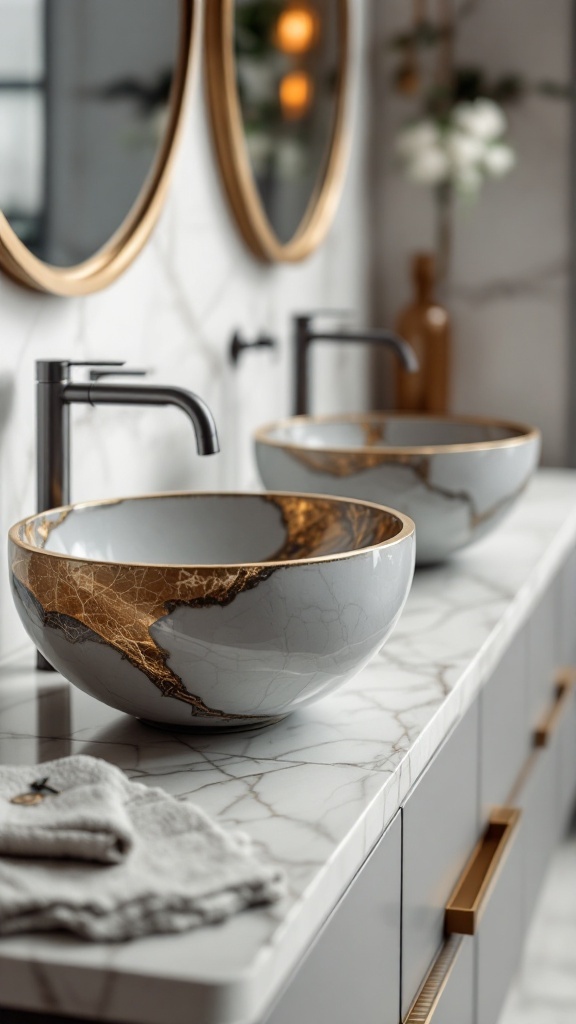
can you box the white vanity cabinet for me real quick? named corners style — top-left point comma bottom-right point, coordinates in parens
top-left (404, 935), bottom-right (475, 1024)
top-left (263, 548), bottom-right (576, 1024)
top-left (262, 813), bottom-right (402, 1024)
top-left (401, 695), bottom-right (525, 1024)
top-left (480, 631), bottom-right (531, 817)
top-left (403, 550), bottom-right (576, 1024)
top-left (558, 682), bottom-right (576, 832)
top-left (401, 703), bottom-right (480, 1021)
top-left (559, 547), bottom-right (576, 666)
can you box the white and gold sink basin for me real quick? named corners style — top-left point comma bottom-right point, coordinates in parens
top-left (9, 492), bottom-right (415, 730)
top-left (255, 414), bottom-right (541, 565)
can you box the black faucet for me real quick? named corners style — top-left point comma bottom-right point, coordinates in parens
top-left (36, 359), bottom-right (219, 513)
top-left (293, 313), bottom-right (419, 416)
top-left (35, 359), bottom-right (220, 670)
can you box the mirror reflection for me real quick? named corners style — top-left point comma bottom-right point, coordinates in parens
top-left (234, 0), bottom-right (344, 245)
top-left (0, 0), bottom-right (180, 268)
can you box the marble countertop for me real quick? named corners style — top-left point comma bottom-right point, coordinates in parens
top-left (1, 469), bottom-right (576, 1024)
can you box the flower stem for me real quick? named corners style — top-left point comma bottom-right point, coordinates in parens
top-left (435, 180), bottom-right (453, 284)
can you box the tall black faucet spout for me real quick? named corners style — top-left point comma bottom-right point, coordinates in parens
top-left (36, 360), bottom-right (220, 518)
top-left (309, 330), bottom-right (419, 374)
top-left (64, 383), bottom-right (220, 456)
top-left (293, 315), bottom-right (419, 415)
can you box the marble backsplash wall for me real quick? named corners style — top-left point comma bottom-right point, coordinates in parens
top-left (370, 0), bottom-right (572, 466)
top-left (0, 2), bottom-right (372, 663)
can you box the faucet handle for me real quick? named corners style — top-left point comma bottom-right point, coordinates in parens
top-left (70, 361), bottom-right (125, 368)
top-left (36, 359), bottom-right (125, 382)
top-left (88, 367), bottom-right (149, 382)
top-left (296, 309), bottom-right (355, 323)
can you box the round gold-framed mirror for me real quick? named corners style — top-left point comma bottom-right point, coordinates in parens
top-left (0, 0), bottom-right (195, 296)
top-left (206, 0), bottom-right (350, 263)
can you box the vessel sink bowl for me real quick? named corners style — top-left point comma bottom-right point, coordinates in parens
top-left (255, 414), bottom-right (541, 565)
top-left (9, 492), bottom-right (415, 730)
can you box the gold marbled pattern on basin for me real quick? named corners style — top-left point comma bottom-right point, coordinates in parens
top-left (362, 420), bottom-right (386, 446)
top-left (277, 450), bottom-right (530, 529)
top-left (407, 457), bottom-right (532, 530)
top-left (265, 494), bottom-right (401, 558)
top-left (255, 416), bottom-right (541, 564)
top-left (10, 493), bottom-right (408, 722)
top-left (11, 548), bottom-right (276, 720)
top-left (27, 507), bottom-right (72, 547)
top-left (256, 413), bottom-right (538, 481)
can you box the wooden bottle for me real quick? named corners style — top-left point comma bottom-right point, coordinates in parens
top-left (395, 253), bottom-right (451, 413)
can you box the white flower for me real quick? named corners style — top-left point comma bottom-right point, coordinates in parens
top-left (483, 143), bottom-right (516, 177)
top-left (453, 98), bottom-right (507, 142)
top-left (406, 145), bottom-right (450, 185)
top-left (455, 165), bottom-right (483, 196)
top-left (396, 120), bottom-right (449, 185)
top-left (395, 96), bottom-right (515, 198)
top-left (445, 129), bottom-right (486, 171)
top-left (395, 120), bottom-right (441, 159)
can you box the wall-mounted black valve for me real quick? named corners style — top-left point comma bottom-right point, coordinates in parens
top-left (229, 330), bottom-right (277, 365)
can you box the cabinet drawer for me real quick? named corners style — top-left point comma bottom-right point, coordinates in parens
top-left (480, 628), bottom-right (530, 815)
top-left (527, 579), bottom-right (558, 728)
top-left (557, 677), bottom-right (576, 832)
top-left (559, 548), bottom-right (576, 667)
top-left (444, 809), bottom-right (523, 1024)
top-left (518, 674), bottom-right (576, 920)
top-left (496, 674), bottom-right (576, 947)
top-left (404, 936), bottom-right (474, 1024)
top-left (518, 742), bottom-right (557, 927)
top-left (475, 812), bottom-right (524, 1024)
top-left (401, 703), bottom-right (479, 1019)
top-left (262, 812), bottom-right (401, 1024)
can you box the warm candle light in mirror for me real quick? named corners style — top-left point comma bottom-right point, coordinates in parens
top-left (274, 6), bottom-right (320, 54)
top-left (279, 69), bottom-right (314, 119)
top-left (206, 0), bottom-right (349, 259)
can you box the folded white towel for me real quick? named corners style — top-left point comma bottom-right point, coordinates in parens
top-left (0, 755), bottom-right (286, 941)
top-left (0, 757), bottom-right (134, 863)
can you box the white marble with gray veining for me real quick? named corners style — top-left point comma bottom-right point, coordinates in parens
top-left (0, 469), bottom-right (576, 1024)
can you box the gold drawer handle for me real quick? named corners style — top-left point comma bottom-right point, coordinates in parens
top-left (445, 808), bottom-right (521, 936)
top-left (535, 670), bottom-right (576, 748)
top-left (404, 935), bottom-right (464, 1024)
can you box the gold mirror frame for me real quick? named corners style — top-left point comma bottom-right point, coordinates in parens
top-left (0, 0), bottom-right (196, 296)
top-left (205, 0), bottom-right (350, 263)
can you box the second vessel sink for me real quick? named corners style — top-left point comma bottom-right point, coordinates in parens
top-left (10, 492), bottom-right (415, 730)
top-left (255, 413), bottom-right (541, 564)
